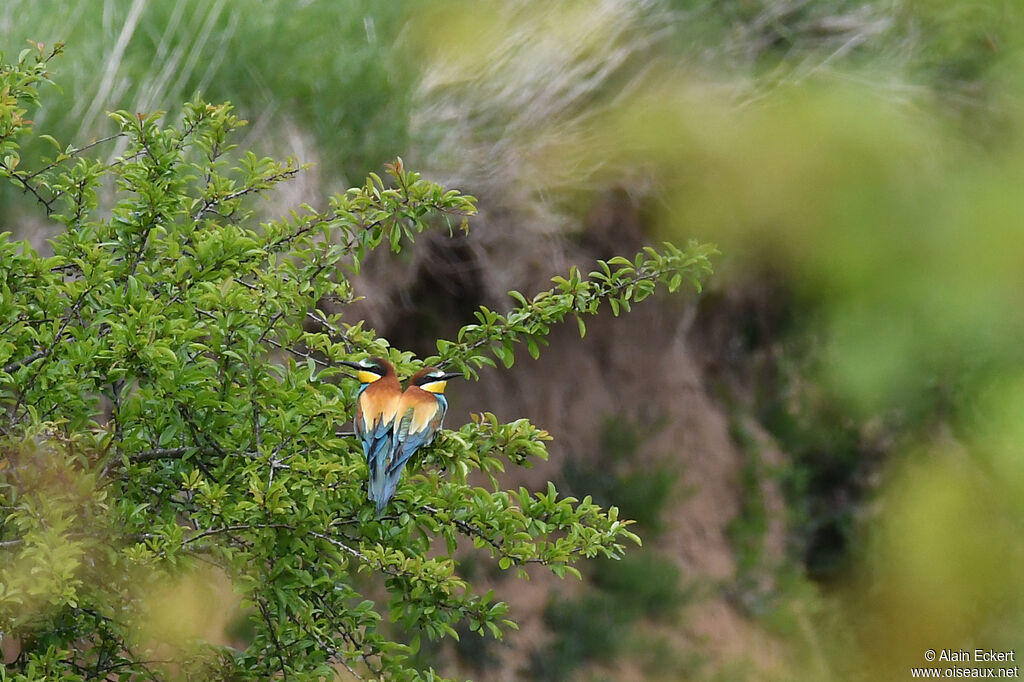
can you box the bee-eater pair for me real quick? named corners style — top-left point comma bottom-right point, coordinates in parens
top-left (341, 357), bottom-right (461, 515)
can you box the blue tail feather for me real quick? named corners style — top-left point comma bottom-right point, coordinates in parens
top-left (369, 452), bottom-right (388, 510)
top-left (375, 468), bottom-right (403, 517)
top-left (365, 431), bottom-right (393, 502)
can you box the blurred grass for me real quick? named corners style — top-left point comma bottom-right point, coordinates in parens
top-left (1, 0), bottom-right (415, 199)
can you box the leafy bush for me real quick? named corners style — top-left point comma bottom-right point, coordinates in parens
top-left (0, 47), bottom-right (715, 680)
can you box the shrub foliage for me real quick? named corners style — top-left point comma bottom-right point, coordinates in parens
top-left (0, 46), bottom-right (715, 680)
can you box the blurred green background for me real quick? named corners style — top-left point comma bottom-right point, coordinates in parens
top-left (4, 0), bottom-right (1022, 679)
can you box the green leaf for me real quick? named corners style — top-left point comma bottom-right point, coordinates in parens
top-left (526, 337), bottom-right (540, 360)
top-left (38, 134), bottom-right (61, 150)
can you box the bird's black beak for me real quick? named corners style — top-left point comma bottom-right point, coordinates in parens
top-left (339, 360), bottom-right (365, 378)
top-left (441, 372), bottom-right (463, 381)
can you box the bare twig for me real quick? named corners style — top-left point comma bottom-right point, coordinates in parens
top-left (0, 160), bottom-right (55, 214)
top-left (131, 446), bottom-right (193, 463)
top-left (25, 132), bottom-right (124, 180)
top-left (191, 167), bottom-right (302, 222)
top-left (257, 597), bottom-right (291, 682)
top-left (181, 522), bottom-right (294, 547)
top-left (2, 349), bottom-right (47, 374)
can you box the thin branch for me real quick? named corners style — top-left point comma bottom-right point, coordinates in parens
top-left (2, 349), bottom-right (47, 373)
top-left (131, 446), bottom-right (193, 463)
top-left (294, 618), bottom-right (366, 681)
top-left (257, 597), bottom-right (291, 682)
top-left (181, 522), bottom-right (294, 547)
top-left (194, 304), bottom-right (335, 371)
top-left (181, 522), bottom-right (376, 574)
top-left (177, 401), bottom-right (227, 458)
top-left (256, 310), bottom-right (284, 345)
top-left (0, 164), bottom-right (54, 214)
top-left (307, 530), bottom-right (366, 563)
top-left (234, 276), bottom-right (357, 350)
top-left (122, 225), bottom-right (155, 295)
top-left (25, 132), bottom-right (124, 180)
top-left (421, 503), bottom-right (545, 566)
top-left (191, 167), bottom-right (301, 222)
top-left (435, 258), bottom-right (695, 369)
top-left (9, 288), bottom-right (94, 422)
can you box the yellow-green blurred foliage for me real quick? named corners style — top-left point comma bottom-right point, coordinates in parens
top-left (0, 428), bottom-right (107, 625)
top-left (1, 429), bottom-right (241, 673)
top-left (848, 448), bottom-right (1023, 678)
top-left (418, 0), bottom-right (1023, 678)
top-left (129, 564), bottom-right (240, 668)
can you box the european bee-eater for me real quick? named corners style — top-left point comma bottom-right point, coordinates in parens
top-left (373, 367), bottom-right (461, 514)
top-left (340, 357), bottom-right (402, 505)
